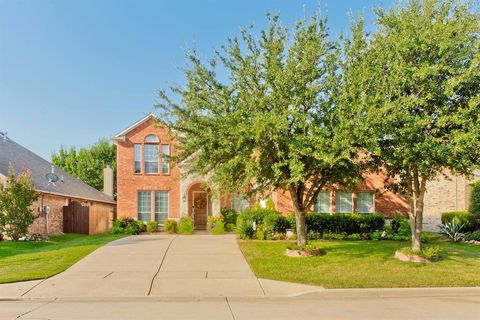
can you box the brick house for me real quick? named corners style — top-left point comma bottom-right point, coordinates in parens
top-left (114, 114), bottom-right (409, 230)
top-left (0, 132), bottom-right (116, 235)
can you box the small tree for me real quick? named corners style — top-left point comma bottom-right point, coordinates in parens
top-left (158, 14), bottom-right (367, 247)
top-left (0, 167), bottom-right (38, 240)
top-left (351, 0), bottom-right (480, 250)
top-left (470, 180), bottom-right (480, 216)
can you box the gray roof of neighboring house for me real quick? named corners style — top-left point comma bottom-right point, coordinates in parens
top-left (0, 133), bottom-right (115, 204)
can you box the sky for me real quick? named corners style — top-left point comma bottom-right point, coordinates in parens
top-left (0, 0), bottom-right (394, 160)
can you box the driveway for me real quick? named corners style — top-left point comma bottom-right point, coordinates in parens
top-left (3, 233), bottom-right (320, 298)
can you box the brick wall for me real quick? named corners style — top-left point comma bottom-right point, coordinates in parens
top-left (116, 118), bottom-right (181, 221)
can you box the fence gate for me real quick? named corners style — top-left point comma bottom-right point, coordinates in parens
top-left (63, 201), bottom-right (90, 234)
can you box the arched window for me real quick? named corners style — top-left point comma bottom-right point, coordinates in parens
top-left (144, 135), bottom-right (159, 143)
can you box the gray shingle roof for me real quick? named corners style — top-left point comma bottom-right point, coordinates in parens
top-left (0, 134), bottom-right (115, 204)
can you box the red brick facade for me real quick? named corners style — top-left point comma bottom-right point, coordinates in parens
top-left (115, 116), bottom-right (409, 221)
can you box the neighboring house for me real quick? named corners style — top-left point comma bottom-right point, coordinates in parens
top-left (0, 132), bottom-right (115, 235)
top-left (114, 114), bottom-right (409, 230)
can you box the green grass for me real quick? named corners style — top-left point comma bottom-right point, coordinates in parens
top-left (239, 239), bottom-right (480, 288)
top-left (0, 233), bottom-right (125, 284)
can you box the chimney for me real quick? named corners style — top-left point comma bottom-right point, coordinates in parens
top-left (103, 165), bottom-right (114, 198)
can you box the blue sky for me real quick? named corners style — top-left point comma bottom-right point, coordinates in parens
top-left (0, 0), bottom-right (393, 160)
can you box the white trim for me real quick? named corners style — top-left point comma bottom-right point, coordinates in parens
top-left (112, 113), bottom-right (156, 141)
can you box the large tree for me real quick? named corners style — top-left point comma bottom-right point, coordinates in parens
top-left (351, 0), bottom-right (480, 250)
top-left (51, 139), bottom-right (116, 195)
top-left (158, 14), bottom-right (367, 247)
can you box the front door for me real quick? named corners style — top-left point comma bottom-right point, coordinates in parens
top-left (193, 191), bottom-right (208, 230)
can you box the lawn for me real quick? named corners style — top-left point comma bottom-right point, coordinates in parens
top-left (0, 233), bottom-right (125, 284)
top-left (239, 239), bottom-right (480, 288)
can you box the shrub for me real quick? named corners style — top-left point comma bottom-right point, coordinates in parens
top-left (307, 230), bottom-right (321, 240)
top-left (346, 233), bottom-right (362, 240)
top-left (439, 219), bottom-right (465, 242)
top-left (179, 217), bottom-right (195, 235)
top-left (306, 213), bottom-right (385, 235)
top-left (464, 230), bottom-right (480, 241)
top-left (220, 207), bottom-right (238, 226)
top-left (137, 220), bottom-right (146, 232)
top-left (225, 223), bottom-right (235, 232)
top-left (420, 246), bottom-right (442, 261)
top-left (286, 213), bottom-right (296, 229)
top-left (390, 214), bottom-right (408, 233)
top-left (322, 233), bottom-right (345, 240)
top-left (110, 217), bottom-right (142, 235)
top-left (236, 214), bottom-right (255, 239)
top-left (469, 180), bottom-right (480, 215)
top-left (236, 207), bottom-right (287, 239)
top-left (146, 221), bottom-right (159, 233)
top-left (0, 168), bottom-right (38, 241)
top-left (441, 211), bottom-right (480, 232)
top-left (163, 219), bottom-right (178, 234)
top-left (207, 216), bottom-right (225, 235)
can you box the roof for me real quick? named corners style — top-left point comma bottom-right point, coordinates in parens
top-left (0, 133), bottom-right (115, 204)
top-left (112, 113), bottom-right (156, 141)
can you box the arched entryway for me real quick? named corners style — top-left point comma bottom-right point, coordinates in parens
top-left (187, 182), bottom-right (212, 230)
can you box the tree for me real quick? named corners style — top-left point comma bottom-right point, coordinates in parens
top-left (52, 139), bottom-right (117, 195)
top-left (351, 0), bottom-right (480, 250)
top-left (0, 167), bottom-right (39, 241)
top-left (158, 14), bottom-right (367, 247)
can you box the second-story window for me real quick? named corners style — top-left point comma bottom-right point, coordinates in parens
top-left (134, 144), bottom-right (142, 173)
top-left (144, 135), bottom-right (159, 174)
top-left (161, 144), bottom-right (170, 174)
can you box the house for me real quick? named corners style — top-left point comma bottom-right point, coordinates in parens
top-left (113, 114), bottom-right (409, 230)
top-left (0, 132), bottom-right (116, 235)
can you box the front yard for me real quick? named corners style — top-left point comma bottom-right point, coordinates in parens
top-left (0, 233), bottom-right (125, 283)
top-left (239, 239), bottom-right (480, 288)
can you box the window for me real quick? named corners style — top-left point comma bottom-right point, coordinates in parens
top-left (144, 135), bottom-right (159, 143)
top-left (144, 144), bottom-right (159, 173)
top-left (134, 144), bottom-right (142, 173)
top-left (357, 192), bottom-right (374, 214)
top-left (137, 191), bottom-right (151, 222)
top-left (336, 192), bottom-right (353, 213)
top-left (161, 144), bottom-right (170, 174)
top-left (232, 194), bottom-right (249, 212)
top-left (314, 192), bottom-right (331, 213)
top-left (155, 191), bottom-right (169, 223)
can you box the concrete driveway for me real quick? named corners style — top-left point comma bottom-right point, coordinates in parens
top-left (2, 233), bottom-right (320, 299)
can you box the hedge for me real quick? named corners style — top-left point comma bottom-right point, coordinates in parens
top-left (236, 208), bottom-right (288, 239)
top-left (289, 213), bottom-right (385, 235)
top-left (469, 180), bottom-right (480, 215)
top-left (441, 211), bottom-right (480, 232)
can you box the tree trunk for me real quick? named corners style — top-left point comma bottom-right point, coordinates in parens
top-left (408, 185), bottom-right (425, 252)
top-left (294, 209), bottom-right (307, 248)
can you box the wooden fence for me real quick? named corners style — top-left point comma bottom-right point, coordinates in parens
top-left (63, 201), bottom-right (89, 234)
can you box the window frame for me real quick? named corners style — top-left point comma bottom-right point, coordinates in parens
top-left (232, 193), bottom-right (250, 212)
top-left (314, 191), bottom-right (332, 213)
top-left (357, 191), bottom-right (375, 214)
top-left (134, 144), bottom-right (142, 174)
top-left (137, 190), bottom-right (152, 222)
top-left (161, 144), bottom-right (170, 175)
top-left (335, 191), bottom-right (353, 214)
top-left (144, 143), bottom-right (159, 174)
top-left (154, 191), bottom-right (169, 224)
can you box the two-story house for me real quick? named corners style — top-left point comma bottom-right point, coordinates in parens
top-left (113, 114), bottom-right (411, 230)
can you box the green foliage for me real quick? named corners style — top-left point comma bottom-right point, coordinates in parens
top-left (322, 233), bottom-right (346, 240)
top-left (225, 223), bottom-right (235, 232)
top-left (146, 221), bottom-right (159, 233)
top-left (178, 217), bottom-right (194, 235)
top-left (163, 219), bottom-right (178, 234)
top-left (439, 220), bottom-right (465, 242)
top-left (219, 207), bottom-right (238, 226)
top-left (236, 208), bottom-right (288, 239)
top-left (465, 230), bottom-right (480, 241)
top-left (469, 181), bottom-right (480, 215)
top-left (236, 214), bottom-right (255, 239)
top-left (0, 168), bottom-right (38, 241)
top-left (137, 221), bottom-right (146, 232)
top-left (51, 139), bottom-right (116, 194)
top-left (306, 213), bottom-right (385, 235)
top-left (158, 12), bottom-right (369, 247)
top-left (207, 216), bottom-right (225, 235)
top-left (348, 0), bottom-right (480, 251)
top-left (346, 233), bottom-right (362, 241)
top-left (110, 217), bottom-right (142, 235)
top-left (401, 246), bottom-right (442, 262)
top-left (441, 211), bottom-right (480, 232)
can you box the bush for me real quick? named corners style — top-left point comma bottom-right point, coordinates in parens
top-left (146, 221), bottom-right (159, 233)
top-left (390, 214), bottom-right (408, 233)
top-left (237, 214), bottom-right (255, 239)
top-left (346, 233), bottom-right (362, 240)
top-left (465, 230), bottom-right (480, 241)
top-left (401, 246), bottom-right (442, 261)
top-left (322, 233), bottom-right (346, 240)
top-left (220, 207), bottom-right (238, 226)
top-left (469, 180), bottom-right (480, 215)
top-left (439, 219), bottom-right (465, 242)
top-left (225, 223), bottom-right (235, 232)
top-left (441, 211), bottom-right (480, 232)
top-left (163, 219), bottom-right (178, 234)
top-left (306, 213), bottom-right (385, 235)
top-left (179, 217), bottom-right (195, 235)
top-left (110, 217), bottom-right (142, 235)
top-left (137, 220), bottom-right (146, 232)
top-left (236, 207), bottom-right (288, 239)
top-left (207, 216), bottom-right (225, 235)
